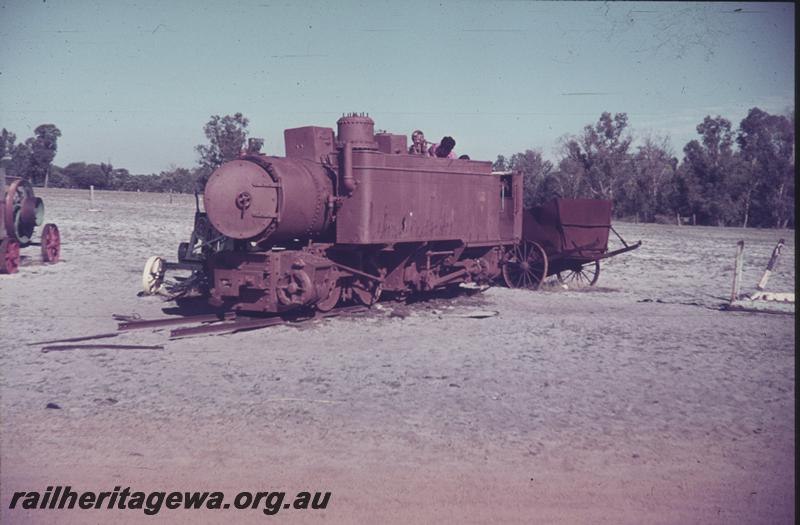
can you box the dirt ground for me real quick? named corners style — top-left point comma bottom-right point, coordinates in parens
top-left (1, 188), bottom-right (795, 524)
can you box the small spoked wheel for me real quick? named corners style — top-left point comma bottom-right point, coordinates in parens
top-left (142, 256), bottom-right (166, 294)
top-left (1, 238), bottom-right (21, 274)
top-left (40, 223), bottom-right (60, 263)
top-left (503, 241), bottom-right (548, 290)
top-left (557, 260), bottom-right (600, 287)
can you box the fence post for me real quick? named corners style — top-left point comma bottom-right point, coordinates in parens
top-left (756, 239), bottom-right (785, 291)
top-left (731, 240), bottom-right (745, 303)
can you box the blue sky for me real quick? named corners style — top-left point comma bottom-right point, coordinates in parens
top-left (0, 1), bottom-right (794, 174)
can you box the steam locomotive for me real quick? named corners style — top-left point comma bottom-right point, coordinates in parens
top-left (143, 114), bottom-right (637, 313)
top-left (142, 114), bottom-right (641, 313)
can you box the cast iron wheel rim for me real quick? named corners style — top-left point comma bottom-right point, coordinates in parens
top-left (502, 241), bottom-right (548, 290)
top-left (3, 179), bottom-right (35, 239)
top-left (315, 284), bottom-right (342, 312)
top-left (557, 260), bottom-right (600, 287)
top-left (40, 223), bottom-right (60, 263)
top-left (1, 238), bottom-right (20, 274)
top-left (352, 282), bottom-right (382, 306)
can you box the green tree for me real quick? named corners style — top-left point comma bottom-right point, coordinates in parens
top-left (195, 113), bottom-right (249, 188)
top-left (8, 141), bottom-right (32, 179)
top-left (679, 116), bottom-right (743, 226)
top-left (621, 136), bottom-right (677, 221)
top-left (558, 112), bottom-right (633, 204)
top-left (0, 128), bottom-right (16, 158)
top-left (62, 162), bottom-right (110, 189)
top-left (27, 124), bottom-right (62, 185)
top-left (507, 149), bottom-right (554, 208)
top-left (492, 155), bottom-right (508, 171)
top-left (736, 107), bottom-right (794, 228)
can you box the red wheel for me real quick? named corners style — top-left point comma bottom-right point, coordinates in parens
top-left (1, 238), bottom-right (20, 274)
top-left (502, 241), bottom-right (548, 290)
top-left (40, 223), bottom-right (60, 263)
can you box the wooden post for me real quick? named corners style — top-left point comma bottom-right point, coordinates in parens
top-left (731, 240), bottom-right (744, 303)
top-left (90, 185), bottom-right (95, 205)
top-left (756, 239), bottom-right (785, 291)
top-left (676, 213), bottom-right (681, 226)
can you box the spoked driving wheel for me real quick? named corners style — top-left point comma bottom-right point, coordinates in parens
top-left (0, 238), bottom-right (21, 274)
top-left (40, 223), bottom-right (60, 263)
top-left (557, 260), bottom-right (600, 287)
top-left (503, 241), bottom-right (548, 290)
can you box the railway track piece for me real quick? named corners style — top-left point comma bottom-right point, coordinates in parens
top-left (117, 312), bottom-right (235, 331)
top-left (42, 344), bottom-right (164, 353)
top-left (169, 305), bottom-right (369, 339)
top-left (29, 332), bottom-right (120, 346)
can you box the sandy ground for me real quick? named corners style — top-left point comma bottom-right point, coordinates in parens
top-left (1, 188), bottom-right (795, 524)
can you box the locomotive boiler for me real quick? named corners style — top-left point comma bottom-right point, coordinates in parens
top-left (144, 114), bottom-right (523, 313)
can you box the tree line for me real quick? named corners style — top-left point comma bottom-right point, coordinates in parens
top-left (0, 113), bottom-right (247, 195)
top-left (2, 107), bottom-right (794, 228)
top-left (494, 108), bottom-right (794, 229)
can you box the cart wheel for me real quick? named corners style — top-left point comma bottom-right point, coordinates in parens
top-left (40, 223), bottom-right (60, 263)
top-left (557, 260), bottom-right (600, 287)
top-left (1, 238), bottom-right (21, 274)
top-left (142, 256), bottom-right (166, 294)
top-left (503, 241), bottom-right (548, 290)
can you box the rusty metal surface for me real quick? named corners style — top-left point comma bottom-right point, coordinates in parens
top-left (335, 152), bottom-right (501, 244)
top-left (1, 158), bottom-right (60, 273)
top-left (284, 126), bottom-right (335, 160)
top-left (169, 305), bottom-right (368, 338)
top-left (159, 114), bottom-right (636, 315)
top-left (336, 114), bottom-right (377, 149)
top-left (41, 344), bottom-right (164, 353)
top-left (375, 132), bottom-right (407, 154)
top-left (0, 237), bottom-right (20, 274)
top-left (117, 312), bottom-right (234, 330)
top-left (523, 198), bottom-right (613, 257)
top-left (28, 332), bottom-right (119, 346)
top-left (204, 156), bottom-right (333, 243)
top-left (40, 223), bottom-right (60, 263)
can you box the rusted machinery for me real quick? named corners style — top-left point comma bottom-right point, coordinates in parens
top-left (142, 114), bottom-right (638, 312)
top-left (512, 198), bottom-right (641, 288)
top-left (0, 155), bottom-right (60, 274)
